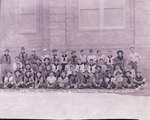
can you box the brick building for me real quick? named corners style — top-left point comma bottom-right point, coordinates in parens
top-left (0, 0), bottom-right (149, 77)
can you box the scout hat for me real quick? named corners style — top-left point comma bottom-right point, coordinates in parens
top-left (21, 46), bottom-right (25, 50)
top-left (14, 70), bottom-right (22, 74)
top-left (117, 50), bottom-right (123, 55)
top-left (4, 49), bottom-right (10, 52)
top-left (52, 49), bottom-right (58, 53)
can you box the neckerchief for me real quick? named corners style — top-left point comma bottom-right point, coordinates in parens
top-left (72, 55), bottom-right (77, 63)
top-left (4, 54), bottom-right (9, 62)
top-left (54, 63), bottom-right (59, 70)
top-left (108, 55), bottom-right (113, 63)
top-left (21, 52), bottom-right (25, 60)
top-left (62, 54), bottom-right (67, 61)
top-left (117, 56), bottom-right (124, 61)
top-left (53, 54), bottom-right (57, 61)
top-left (126, 76), bottom-right (131, 84)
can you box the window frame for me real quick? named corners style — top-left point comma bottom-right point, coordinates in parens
top-left (19, 0), bottom-right (37, 33)
top-left (78, 0), bottom-right (126, 31)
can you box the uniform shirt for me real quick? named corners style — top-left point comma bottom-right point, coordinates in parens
top-left (61, 55), bottom-right (68, 64)
top-left (70, 74), bottom-right (80, 85)
top-left (124, 76), bottom-right (133, 85)
top-left (87, 55), bottom-right (96, 63)
top-left (12, 62), bottom-right (23, 71)
top-left (52, 54), bottom-right (59, 63)
top-left (14, 75), bottom-right (23, 84)
top-left (24, 74), bottom-right (33, 84)
top-left (47, 76), bottom-right (57, 84)
top-left (106, 56), bottom-right (114, 65)
top-left (52, 64), bottom-right (59, 72)
top-left (57, 77), bottom-right (69, 87)
top-left (75, 64), bottom-right (85, 72)
top-left (19, 52), bottom-right (28, 63)
top-left (82, 75), bottom-right (91, 84)
top-left (30, 54), bottom-right (39, 63)
top-left (129, 52), bottom-right (141, 62)
top-left (79, 55), bottom-right (87, 63)
top-left (88, 64), bottom-right (96, 73)
top-left (97, 55), bottom-right (106, 62)
top-left (1, 54), bottom-right (11, 64)
top-left (4, 76), bottom-right (14, 84)
top-left (35, 76), bottom-right (44, 85)
top-left (105, 76), bottom-right (114, 84)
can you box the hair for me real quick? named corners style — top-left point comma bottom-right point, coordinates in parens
top-left (130, 47), bottom-right (135, 49)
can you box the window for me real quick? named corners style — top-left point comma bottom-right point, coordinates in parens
top-left (79, 0), bottom-right (125, 30)
top-left (19, 0), bottom-right (36, 33)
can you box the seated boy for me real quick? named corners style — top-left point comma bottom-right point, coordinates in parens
top-left (41, 49), bottom-right (50, 62)
top-left (113, 64), bottom-right (123, 77)
top-left (79, 70), bottom-right (92, 88)
top-left (105, 72), bottom-right (115, 89)
top-left (57, 71), bottom-right (70, 89)
top-left (123, 71), bottom-right (134, 89)
top-left (67, 64), bottom-right (75, 78)
top-left (45, 65), bottom-right (52, 79)
top-left (24, 64), bottom-right (33, 74)
top-left (35, 71), bottom-right (47, 89)
top-left (69, 70), bottom-right (81, 88)
top-left (43, 57), bottom-right (51, 69)
top-left (24, 71), bottom-right (34, 88)
top-left (133, 71), bottom-right (146, 90)
top-left (18, 46), bottom-right (28, 66)
top-left (30, 49), bottom-right (39, 65)
top-left (55, 64), bottom-right (63, 79)
top-left (125, 63), bottom-right (136, 79)
top-left (14, 70), bottom-right (24, 88)
top-left (12, 56), bottom-right (23, 72)
top-left (4, 70), bottom-right (16, 89)
top-left (33, 58), bottom-right (42, 72)
top-left (97, 59), bottom-right (107, 73)
top-left (47, 71), bottom-right (57, 89)
top-left (52, 49), bottom-right (59, 63)
top-left (113, 71), bottom-right (123, 89)
top-left (92, 71), bottom-right (103, 88)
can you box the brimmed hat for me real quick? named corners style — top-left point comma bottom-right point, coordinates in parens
top-left (71, 50), bottom-right (76, 54)
top-left (15, 56), bottom-right (19, 59)
top-left (32, 49), bottom-right (36, 52)
top-left (6, 69), bottom-right (12, 74)
top-left (97, 50), bottom-right (101, 53)
top-left (125, 71), bottom-right (132, 74)
top-left (89, 59), bottom-right (94, 61)
top-left (89, 49), bottom-right (93, 53)
top-left (4, 49), bottom-right (10, 52)
top-left (115, 71), bottom-right (122, 75)
top-left (117, 50), bottom-right (123, 55)
top-left (80, 49), bottom-right (84, 52)
top-left (44, 57), bottom-right (50, 61)
top-left (42, 49), bottom-right (47, 52)
top-left (52, 49), bottom-right (58, 53)
top-left (21, 46), bottom-right (25, 50)
top-left (14, 70), bottom-right (22, 74)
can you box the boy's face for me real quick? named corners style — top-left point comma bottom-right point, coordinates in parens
top-left (5, 51), bottom-right (9, 55)
top-left (108, 73), bottom-right (111, 77)
top-left (59, 65), bottom-right (63, 70)
top-left (26, 65), bottom-right (30, 69)
top-left (72, 52), bottom-right (76, 56)
top-left (96, 67), bottom-right (100, 72)
top-left (108, 51), bottom-right (112, 56)
top-left (84, 72), bottom-right (88, 76)
top-left (7, 72), bottom-right (11, 77)
top-left (16, 72), bottom-right (20, 76)
top-left (17, 64), bottom-right (21, 68)
top-left (90, 60), bottom-right (94, 64)
top-left (77, 60), bottom-right (81, 64)
top-left (21, 49), bottom-right (25, 53)
top-left (33, 51), bottom-right (36, 54)
top-left (26, 72), bottom-right (30, 76)
top-left (53, 51), bottom-right (57, 54)
top-left (61, 72), bottom-right (66, 77)
top-left (116, 73), bottom-right (121, 77)
top-left (115, 65), bottom-right (120, 70)
top-left (37, 73), bottom-right (41, 77)
top-left (55, 61), bottom-right (59, 64)
top-left (73, 71), bottom-right (77, 75)
top-left (89, 51), bottom-right (93, 55)
top-left (46, 66), bottom-right (51, 70)
top-left (97, 51), bottom-right (101, 56)
top-left (126, 72), bottom-right (131, 77)
top-left (118, 52), bottom-right (122, 56)
top-left (15, 58), bottom-right (19, 62)
top-left (99, 60), bottom-right (104, 64)
top-left (43, 51), bottom-right (47, 55)
top-left (70, 66), bottom-right (74, 71)
top-left (137, 73), bottom-right (141, 77)
top-left (128, 65), bottom-right (132, 70)
top-left (50, 72), bottom-right (54, 77)
top-left (130, 48), bottom-right (135, 53)
top-left (45, 59), bottom-right (49, 63)
top-left (84, 65), bottom-right (88, 69)
top-left (81, 51), bottom-right (84, 55)
top-left (39, 66), bottom-right (42, 71)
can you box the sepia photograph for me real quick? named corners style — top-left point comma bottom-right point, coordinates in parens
top-left (0, 0), bottom-right (150, 119)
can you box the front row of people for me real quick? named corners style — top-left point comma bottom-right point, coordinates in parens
top-left (3, 62), bottom-right (145, 90)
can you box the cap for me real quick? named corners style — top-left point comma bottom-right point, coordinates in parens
top-left (80, 49), bottom-right (84, 52)
top-left (21, 46), bottom-right (25, 50)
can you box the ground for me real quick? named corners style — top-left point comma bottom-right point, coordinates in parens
top-left (0, 87), bottom-right (149, 120)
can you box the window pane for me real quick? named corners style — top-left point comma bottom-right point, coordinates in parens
top-left (104, 8), bottom-right (124, 27)
top-left (19, 14), bottom-right (36, 32)
top-left (19, 0), bottom-right (36, 13)
top-left (79, 0), bottom-right (99, 9)
top-left (104, 0), bottom-right (124, 8)
top-left (80, 9), bottom-right (99, 28)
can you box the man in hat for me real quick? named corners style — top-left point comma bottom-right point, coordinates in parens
top-left (79, 50), bottom-right (87, 65)
top-left (14, 70), bottom-right (24, 88)
top-left (106, 50), bottom-right (114, 68)
top-left (70, 50), bottom-right (77, 65)
top-left (18, 46), bottom-right (28, 66)
top-left (60, 50), bottom-right (68, 71)
top-left (1, 49), bottom-right (11, 83)
top-left (87, 49), bottom-right (96, 63)
top-left (52, 49), bottom-right (59, 63)
top-left (41, 49), bottom-right (50, 62)
top-left (24, 70), bottom-right (34, 88)
top-left (105, 72), bottom-right (115, 89)
top-left (30, 49), bottom-right (39, 65)
top-left (128, 47), bottom-right (141, 74)
top-left (114, 50), bottom-right (126, 74)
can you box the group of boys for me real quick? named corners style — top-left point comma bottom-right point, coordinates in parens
top-left (0, 46), bottom-right (146, 90)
